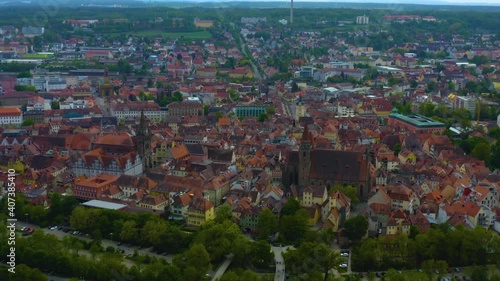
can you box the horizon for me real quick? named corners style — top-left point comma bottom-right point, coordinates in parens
top-left (142, 0), bottom-right (500, 6)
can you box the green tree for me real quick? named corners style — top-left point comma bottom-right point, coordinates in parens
top-left (471, 142), bottom-right (491, 164)
top-left (470, 266), bottom-right (489, 281)
top-left (279, 209), bottom-right (309, 242)
top-left (282, 197), bottom-right (302, 216)
top-left (344, 215), bottom-right (368, 242)
top-left (120, 220), bottom-right (139, 242)
top-left (256, 208), bottom-right (277, 240)
top-left (248, 240), bottom-right (273, 269)
top-left (51, 101), bottom-right (60, 110)
top-left (215, 204), bottom-right (232, 223)
top-left (257, 113), bottom-right (269, 122)
top-left (173, 243), bottom-right (211, 281)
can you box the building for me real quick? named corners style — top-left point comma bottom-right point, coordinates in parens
top-left (235, 105), bottom-right (266, 118)
top-left (241, 17), bottom-right (267, 24)
top-left (110, 101), bottom-right (166, 123)
top-left (167, 100), bottom-right (203, 117)
top-left (388, 108), bottom-right (446, 134)
top-left (21, 26), bottom-right (44, 37)
top-left (356, 15), bottom-right (369, 25)
top-left (187, 197), bottom-right (215, 227)
top-left (0, 108), bottom-right (23, 127)
top-left (296, 96), bottom-right (305, 121)
top-left (136, 112), bottom-right (153, 172)
top-left (194, 18), bottom-right (214, 28)
top-left (98, 69), bottom-right (114, 97)
top-left (453, 96), bottom-right (476, 116)
top-left (72, 148), bottom-right (143, 177)
top-left (72, 174), bottom-right (119, 201)
top-left (283, 124), bottom-right (371, 199)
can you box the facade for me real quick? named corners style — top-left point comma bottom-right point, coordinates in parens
top-left (21, 26), bottom-right (44, 37)
top-left (167, 101), bottom-right (203, 117)
top-left (136, 112), bottom-right (153, 172)
top-left (72, 174), bottom-right (119, 201)
top-left (187, 197), bottom-right (215, 227)
top-left (388, 108), bottom-right (446, 134)
top-left (0, 108), bottom-right (23, 127)
top-left (235, 105), bottom-right (266, 118)
top-left (111, 101), bottom-right (166, 122)
top-left (453, 96), bottom-right (476, 116)
top-left (356, 15), bottom-right (369, 24)
top-left (72, 148), bottom-right (143, 177)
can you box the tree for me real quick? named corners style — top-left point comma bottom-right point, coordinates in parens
top-left (291, 81), bottom-right (300, 93)
top-left (279, 209), bottom-right (309, 242)
top-left (120, 220), bottom-right (139, 242)
top-left (248, 240), bottom-right (273, 269)
top-left (471, 142), bottom-right (491, 165)
top-left (21, 119), bottom-right (35, 126)
top-left (422, 259), bottom-right (448, 281)
top-left (282, 198), bottom-right (301, 216)
top-left (51, 101), bottom-right (60, 110)
top-left (344, 215), bottom-right (368, 242)
top-left (470, 266), bottom-right (489, 281)
top-left (393, 144), bottom-right (402, 156)
top-left (257, 113), bottom-right (269, 122)
top-left (14, 85), bottom-right (37, 92)
top-left (215, 204), bottom-right (232, 223)
top-left (266, 106), bottom-right (276, 115)
top-left (256, 208), bottom-right (277, 240)
top-left (285, 242), bottom-right (341, 281)
top-left (173, 243), bottom-right (211, 281)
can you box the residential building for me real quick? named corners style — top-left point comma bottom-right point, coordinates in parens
top-left (0, 108), bottom-right (23, 127)
top-left (110, 101), bottom-right (166, 123)
top-left (21, 26), bottom-right (44, 37)
top-left (72, 174), bottom-right (119, 201)
top-left (167, 100), bottom-right (203, 117)
top-left (187, 197), bottom-right (215, 227)
top-left (356, 15), bottom-right (369, 24)
top-left (453, 96), bottom-right (477, 116)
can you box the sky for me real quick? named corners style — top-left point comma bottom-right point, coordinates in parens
top-left (148, 0), bottom-right (500, 5)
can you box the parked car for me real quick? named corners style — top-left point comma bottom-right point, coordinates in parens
top-left (21, 226), bottom-right (27, 231)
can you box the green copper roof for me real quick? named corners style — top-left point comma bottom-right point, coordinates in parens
top-left (389, 112), bottom-right (445, 128)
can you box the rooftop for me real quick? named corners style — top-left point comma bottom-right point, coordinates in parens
top-left (389, 109), bottom-right (445, 128)
top-left (81, 200), bottom-right (128, 210)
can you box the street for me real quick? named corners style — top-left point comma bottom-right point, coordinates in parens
top-left (211, 254), bottom-right (234, 281)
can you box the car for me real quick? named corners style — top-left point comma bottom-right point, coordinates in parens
top-left (49, 226), bottom-right (57, 230)
top-left (117, 242), bottom-right (122, 246)
top-left (417, 269), bottom-right (423, 272)
top-left (21, 226), bottom-right (27, 231)
top-left (454, 276), bottom-right (461, 280)
top-left (57, 226), bottom-right (64, 230)
top-left (376, 272), bottom-right (383, 277)
top-left (455, 268), bottom-right (460, 273)
top-left (436, 270), bottom-right (440, 274)
top-left (28, 228), bottom-right (35, 233)
top-left (25, 227), bottom-right (31, 232)
top-left (340, 252), bottom-right (349, 257)
top-left (22, 232), bottom-right (31, 236)
top-left (340, 263), bottom-right (348, 268)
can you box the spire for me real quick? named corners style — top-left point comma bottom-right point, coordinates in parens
top-left (302, 123), bottom-right (310, 142)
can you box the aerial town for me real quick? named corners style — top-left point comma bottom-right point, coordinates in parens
top-left (0, 2), bottom-right (499, 281)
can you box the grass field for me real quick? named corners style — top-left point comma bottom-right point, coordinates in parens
top-left (125, 30), bottom-right (212, 39)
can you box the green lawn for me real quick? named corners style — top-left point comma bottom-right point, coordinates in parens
top-left (126, 30), bottom-right (212, 39)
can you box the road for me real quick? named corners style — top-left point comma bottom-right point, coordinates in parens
top-left (272, 245), bottom-right (295, 281)
top-left (238, 35), bottom-right (265, 81)
top-left (93, 87), bottom-right (111, 117)
top-left (211, 254), bottom-right (234, 281)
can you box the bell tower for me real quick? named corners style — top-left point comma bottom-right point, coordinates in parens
top-left (298, 123), bottom-right (312, 186)
top-left (136, 111), bottom-right (152, 172)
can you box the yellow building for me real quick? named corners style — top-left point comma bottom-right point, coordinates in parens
top-left (0, 158), bottom-right (25, 174)
top-left (187, 197), bottom-right (215, 227)
top-left (386, 209), bottom-right (411, 236)
top-left (194, 18), bottom-right (214, 28)
top-left (301, 185), bottom-right (328, 207)
top-left (398, 148), bottom-right (416, 164)
top-left (306, 204), bottom-right (322, 226)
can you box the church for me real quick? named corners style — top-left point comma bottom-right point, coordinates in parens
top-left (283, 124), bottom-right (371, 199)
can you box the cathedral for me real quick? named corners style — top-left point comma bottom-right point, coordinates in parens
top-left (283, 124), bottom-right (371, 199)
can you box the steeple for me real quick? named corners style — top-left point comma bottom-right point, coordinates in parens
top-left (137, 111), bottom-right (152, 172)
top-left (301, 123), bottom-right (311, 143)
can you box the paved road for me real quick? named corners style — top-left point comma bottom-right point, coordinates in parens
top-left (272, 246), bottom-right (285, 281)
top-left (211, 254), bottom-right (234, 281)
top-left (238, 35), bottom-right (264, 81)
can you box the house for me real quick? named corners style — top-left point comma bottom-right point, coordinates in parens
top-left (398, 148), bottom-right (416, 164)
top-left (410, 209), bottom-right (431, 233)
top-left (300, 184), bottom-right (328, 207)
top-left (138, 194), bottom-right (168, 211)
top-left (170, 193), bottom-right (193, 221)
top-left (381, 185), bottom-right (420, 214)
top-left (187, 197), bottom-right (215, 227)
top-left (305, 204), bottom-right (322, 226)
top-left (386, 209), bottom-right (411, 236)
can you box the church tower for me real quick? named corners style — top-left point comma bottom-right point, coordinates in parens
top-left (298, 123), bottom-right (312, 186)
top-left (295, 95), bottom-right (305, 122)
top-left (136, 111), bottom-right (152, 172)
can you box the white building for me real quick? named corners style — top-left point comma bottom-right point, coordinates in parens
top-left (356, 15), bottom-right (369, 25)
top-left (0, 108), bottom-right (23, 126)
top-left (72, 149), bottom-right (144, 178)
top-left (337, 104), bottom-right (355, 118)
top-left (110, 100), bottom-right (167, 123)
top-left (453, 96), bottom-right (476, 116)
